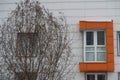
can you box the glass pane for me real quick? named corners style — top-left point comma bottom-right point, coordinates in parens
top-left (97, 52), bottom-right (106, 61)
top-left (87, 74), bottom-right (95, 80)
top-left (97, 74), bottom-right (106, 80)
top-left (97, 47), bottom-right (106, 52)
top-left (86, 32), bottom-right (94, 45)
top-left (97, 31), bottom-right (105, 45)
top-left (86, 47), bottom-right (94, 52)
top-left (86, 52), bottom-right (95, 61)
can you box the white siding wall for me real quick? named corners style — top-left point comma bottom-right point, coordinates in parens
top-left (0, 0), bottom-right (120, 80)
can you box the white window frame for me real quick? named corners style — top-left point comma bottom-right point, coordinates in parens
top-left (117, 32), bottom-right (120, 55)
top-left (86, 73), bottom-right (107, 80)
top-left (84, 30), bottom-right (106, 62)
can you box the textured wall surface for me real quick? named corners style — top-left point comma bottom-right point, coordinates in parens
top-left (0, 0), bottom-right (120, 80)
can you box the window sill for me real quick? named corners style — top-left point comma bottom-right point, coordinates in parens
top-left (79, 62), bottom-right (114, 72)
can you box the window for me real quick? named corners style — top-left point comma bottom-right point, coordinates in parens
top-left (16, 33), bottom-right (38, 57)
top-left (0, 73), bottom-right (5, 80)
top-left (118, 72), bottom-right (120, 80)
top-left (84, 30), bottom-right (106, 62)
top-left (0, 71), bottom-right (7, 80)
top-left (86, 73), bottom-right (106, 80)
top-left (118, 32), bottom-right (120, 55)
top-left (15, 72), bottom-right (37, 80)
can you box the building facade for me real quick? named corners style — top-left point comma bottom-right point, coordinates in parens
top-left (0, 0), bottom-right (120, 80)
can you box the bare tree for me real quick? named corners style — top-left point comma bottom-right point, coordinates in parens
top-left (1, 0), bottom-right (72, 80)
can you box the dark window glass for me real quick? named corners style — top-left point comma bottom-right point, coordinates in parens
top-left (97, 31), bottom-right (105, 45)
top-left (86, 32), bottom-right (94, 45)
top-left (97, 74), bottom-right (105, 80)
top-left (118, 34), bottom-right (120, 54)
top-left (87, 74), bottom-right (95, 80)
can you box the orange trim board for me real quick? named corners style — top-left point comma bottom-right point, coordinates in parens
top-left (79, 21), bottom-right (114, 72)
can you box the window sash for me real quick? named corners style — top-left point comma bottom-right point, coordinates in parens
top-left (97, 31), bottom-right (105, 45)
top-left (84, 30), bottom-right (106, 62)
top-left (86, 32), bottom-right (94, 45)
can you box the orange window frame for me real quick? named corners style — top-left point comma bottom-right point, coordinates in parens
top-left (79, 21), bottom-right (114, 72)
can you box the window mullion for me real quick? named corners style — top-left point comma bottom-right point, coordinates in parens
top-left (95, 74), bottom-right (97, 80)
top-left (94, 31), bottom-right (97, 62)
top-left (84, 31), bottom-right (86, 62)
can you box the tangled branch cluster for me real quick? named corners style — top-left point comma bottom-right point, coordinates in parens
top-left (1, 0), bottom-right (72, 80)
